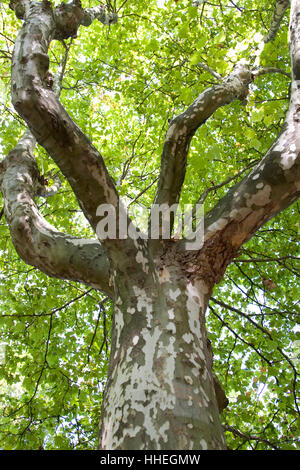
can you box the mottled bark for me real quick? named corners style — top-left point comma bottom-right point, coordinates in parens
top-left (0, 131), bottom-right (113, 296)
top-left (154, 64), bottom-right (254, 225)
top-left (1, 0), bottom-right (299, 452)
top-left (99, 245), bottom-right (227, 450)
top-left (264, 0), bottom-right (290, 43)
top-left (10, 0), bottom-right (121, 233)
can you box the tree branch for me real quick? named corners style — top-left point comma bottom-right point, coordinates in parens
top-left (194, 159), bottom-right (259, 207)
top-left (224, 424), bottom-right (279, 449)
top-left (184, 0), bottom-right (299, 270)
top-left (211, 296), bottom-right (299, 414)
top-left (0, 132), bottom-right (113, 297)
top-left (264, 0), bottom-right (290, 43)
top-left (10, 0), bottom-right (123, 237)
top-left (209, 305), bottom-right (273, 365)
top-left (153, 64), bottom-right (254, 227)
top-left (253, 66), bottom-right (291, 79)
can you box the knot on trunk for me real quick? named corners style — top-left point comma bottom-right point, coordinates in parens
top-left (53, 1), bottom-right (84, 40)
top-left (9, 0), bottom-right (25, 19)
top-left (223, 63), bottom-right (254, 103)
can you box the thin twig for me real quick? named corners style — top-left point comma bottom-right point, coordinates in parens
top-left (224, 424), bottom-right (279, 449)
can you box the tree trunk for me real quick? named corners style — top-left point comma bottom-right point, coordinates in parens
top-left (98, 242), bottom-right (226, 450)
top-left (3, 0), bottom-right (300, 451)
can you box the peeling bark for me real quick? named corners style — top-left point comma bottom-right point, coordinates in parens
top-left (154, 64), bottom-right (254, 225)
top-left (264, 0), bottom-right (290, 43)
top-left (0, 131), bottom-right (113, 296)
top-left (9, 0), bottom-right (122, 234)
top-left (99, 254), bottom-right (227, 450)
top-left (1, 0), bottom-right (299, 452)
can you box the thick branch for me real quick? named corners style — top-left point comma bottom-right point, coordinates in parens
top-left (0, 132), bottom-right (113, 297)
top-left (264, 0), bottom-right (290, 43)
top-left (9, 0), bottom-right (30, 20)
top-left (178, 1), bottom-right (299, 286)
top-left (81, 5), bottom-right (118, 27)
top-left (182, 0), bottom-right (300, 277)
top-left (253, 67), bottom-right (291, 79)
top-left (10, 0), bottom-right (121, 236)
top-left (154, 64), bottom-right (253, 215)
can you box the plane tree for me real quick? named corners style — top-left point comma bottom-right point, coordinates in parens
top-left (0, 0), bottom-right (299, 450)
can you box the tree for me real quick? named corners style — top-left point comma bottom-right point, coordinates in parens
top-left (0, 0), bottom-right (299, 450)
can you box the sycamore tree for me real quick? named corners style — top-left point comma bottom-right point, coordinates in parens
top-left (0, 0), bottom-right (299, 450)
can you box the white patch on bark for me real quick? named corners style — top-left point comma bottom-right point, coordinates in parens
top-left (114, 306), bottom-right (124, 351)
top-left (132, 335), bottom-right (139, 345)
top-left (184, 376), bottom-right (193, 385)
top-left (166, 322), bottom-right (176, 334)
top-left (133, 286), bottom-right (153, 328)
top-left (200, 439), bottom-right (208, 450)
top-left (280, 151), bottom-right (298, 170)
top-left (169, 287), bottom-right (181, 301)
top-left (246, 185), bottom-right (271, 207)
top-left (135, 250), bottom-right (149, 273)
top-left (168, 308), bottom-right (175, 320)
top-left (182, 333), bottom-right (194, 344)
top-left (159, 421), bottom-right (170, 443)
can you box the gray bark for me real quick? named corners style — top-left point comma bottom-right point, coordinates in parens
top-left (264, 0), bottom-right (290, 43)
top-left (0, 131), bottom-right (113, 296)
top-left (10, 0), bottom-right (121, 233)
top-left (0, 0), bottom-right (299, 451)
top-left (99, 250), bottom-right (226, 450)
top-left (154, 65), bottom-right (253, 215)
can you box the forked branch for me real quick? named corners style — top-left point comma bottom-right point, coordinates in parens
top-left (154, 64), bottom-right (254, 224)
top-left (9, 0), bottom-right (122, 238)
top-left (0, 131), bottom-right (113, 296)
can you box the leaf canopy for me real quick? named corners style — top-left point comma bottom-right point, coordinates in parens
top-left (0, 0), bottom-right (299, 450)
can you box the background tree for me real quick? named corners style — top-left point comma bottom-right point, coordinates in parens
top-left (0, 0), bottom-right (299, 450)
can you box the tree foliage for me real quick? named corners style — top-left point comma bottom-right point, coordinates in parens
top-left (0, 0), bottom-right (299, 450)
